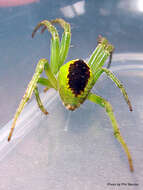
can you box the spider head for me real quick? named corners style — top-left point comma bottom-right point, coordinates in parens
top-left (58, 59), bottom-right (94, 110)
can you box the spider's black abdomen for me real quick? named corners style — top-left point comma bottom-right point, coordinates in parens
top-left (68, 59), bottom-right (90, 96)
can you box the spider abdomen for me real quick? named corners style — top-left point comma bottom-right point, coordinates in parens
top-left (58, 59), bottom-right (94, 110)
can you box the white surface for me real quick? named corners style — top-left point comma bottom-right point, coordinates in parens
top-left (0, 58), bottom-right (142, 190)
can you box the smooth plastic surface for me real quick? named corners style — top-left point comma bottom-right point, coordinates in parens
top-left (0, 0), bottom-right (143, 189)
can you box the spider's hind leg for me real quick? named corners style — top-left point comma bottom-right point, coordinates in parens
top-left (87, 92), bottom-right (134, 172)
top-left (101, 68), bottom-right (132, 111)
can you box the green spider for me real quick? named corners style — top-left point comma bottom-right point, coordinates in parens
top-left (8, 18), bottom-right (133, 172)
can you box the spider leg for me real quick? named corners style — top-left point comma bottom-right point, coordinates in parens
top-left (8, 59), bottom-right (56, 141)
top-left (32, 20), bottom-right (60, 74)
top-left (97, 35), bottom-right (114, 69)
top-left (101, 68), bottom-right (132, 111)
top-left (41, 18), bottom-right (71, 69)
top-left (38, 77), bottom-right (52, 93)
top-left (92, 67), bottom-right (132, 111)
top-left (87, 92), bottom-right (134, 172)
top-left (88, 36), bottom-right (114, 73)
top-left (43, 87), bottom-right (50, 93)
top-left (35, 76), bottom-right (58, 113)
top-left (51, 18), bottom-right (71, 68)
top-left (44, 61), bottom-right (58, 90)
top-left (107, 51), bottom-right (113, 69)
top-left (38, 77), bottom-right (53, 88)
top-left (88, 37), bottom-right (108, 68)
top-left (34, 86), bottom-right (48, 115)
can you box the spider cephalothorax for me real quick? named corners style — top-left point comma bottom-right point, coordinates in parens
top-left (8, 18), bottom-right (134, 172)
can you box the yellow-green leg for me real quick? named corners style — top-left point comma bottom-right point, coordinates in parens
top-left (34, 87), bottom-right (48, 115)
top-left (93, 68), bottom-right (132, 111)
top-left (32, 20), bottom-right (60, 74)
top-left (35, 74), bottom-right (57, 114)
top-left (102, 68), bottom-right (132, 111)
top-left (41, 18), bottom-right (71, 71)
top-left (51, 18), bottom-right (71, 69)
top-left (88, 36), bottom-right (114, 73)
top-left (87, 92), bottom-right (133, 172)
top-left (38, 77), bottom-right (52, 93)
top-left (32, 19), bottom-right (71, 74)
top-left (8, 59), bottom-right (57, 141)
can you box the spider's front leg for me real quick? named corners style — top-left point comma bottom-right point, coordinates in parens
top-left (8, 59), bottom-right (56, 141)
top-left (32, 20), bottom-right (60, 74)
top-left (87, 92), bottom-right (134, 172)
top-left (97, 35), bottom-right (114, 69)
top-left (107, 51), bottom-right (113, 69)
top-left (50, 18), bottom-right (71, 68)
top-left (35, 18), bottom-right (71, 73)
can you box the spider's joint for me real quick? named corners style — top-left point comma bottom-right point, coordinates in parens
top-left (114, 130), bottom-right (120, 138)
top-left (105, 44), bottom-right (114, 54)
top-left (98, 35), bottom-right (114, 54)
top-left (36, 59), bottom-right (47, 73)
top-left (104, 101), bottom-right (113, 112)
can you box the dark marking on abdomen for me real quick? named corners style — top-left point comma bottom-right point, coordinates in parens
top-left (68, 59), bottom-right (90, 96)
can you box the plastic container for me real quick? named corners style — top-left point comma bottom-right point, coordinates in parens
top-left (0, 0), bottom-right (143, 189)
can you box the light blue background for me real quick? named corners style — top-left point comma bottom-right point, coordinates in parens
top-left (0, 0), bottom-right (143, 189)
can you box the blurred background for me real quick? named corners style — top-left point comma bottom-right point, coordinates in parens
top-left (0, 0), bottom-right (143, 189)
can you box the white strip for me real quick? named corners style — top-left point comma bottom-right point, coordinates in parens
top-left (0, 89), bottom-right (58, 161)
